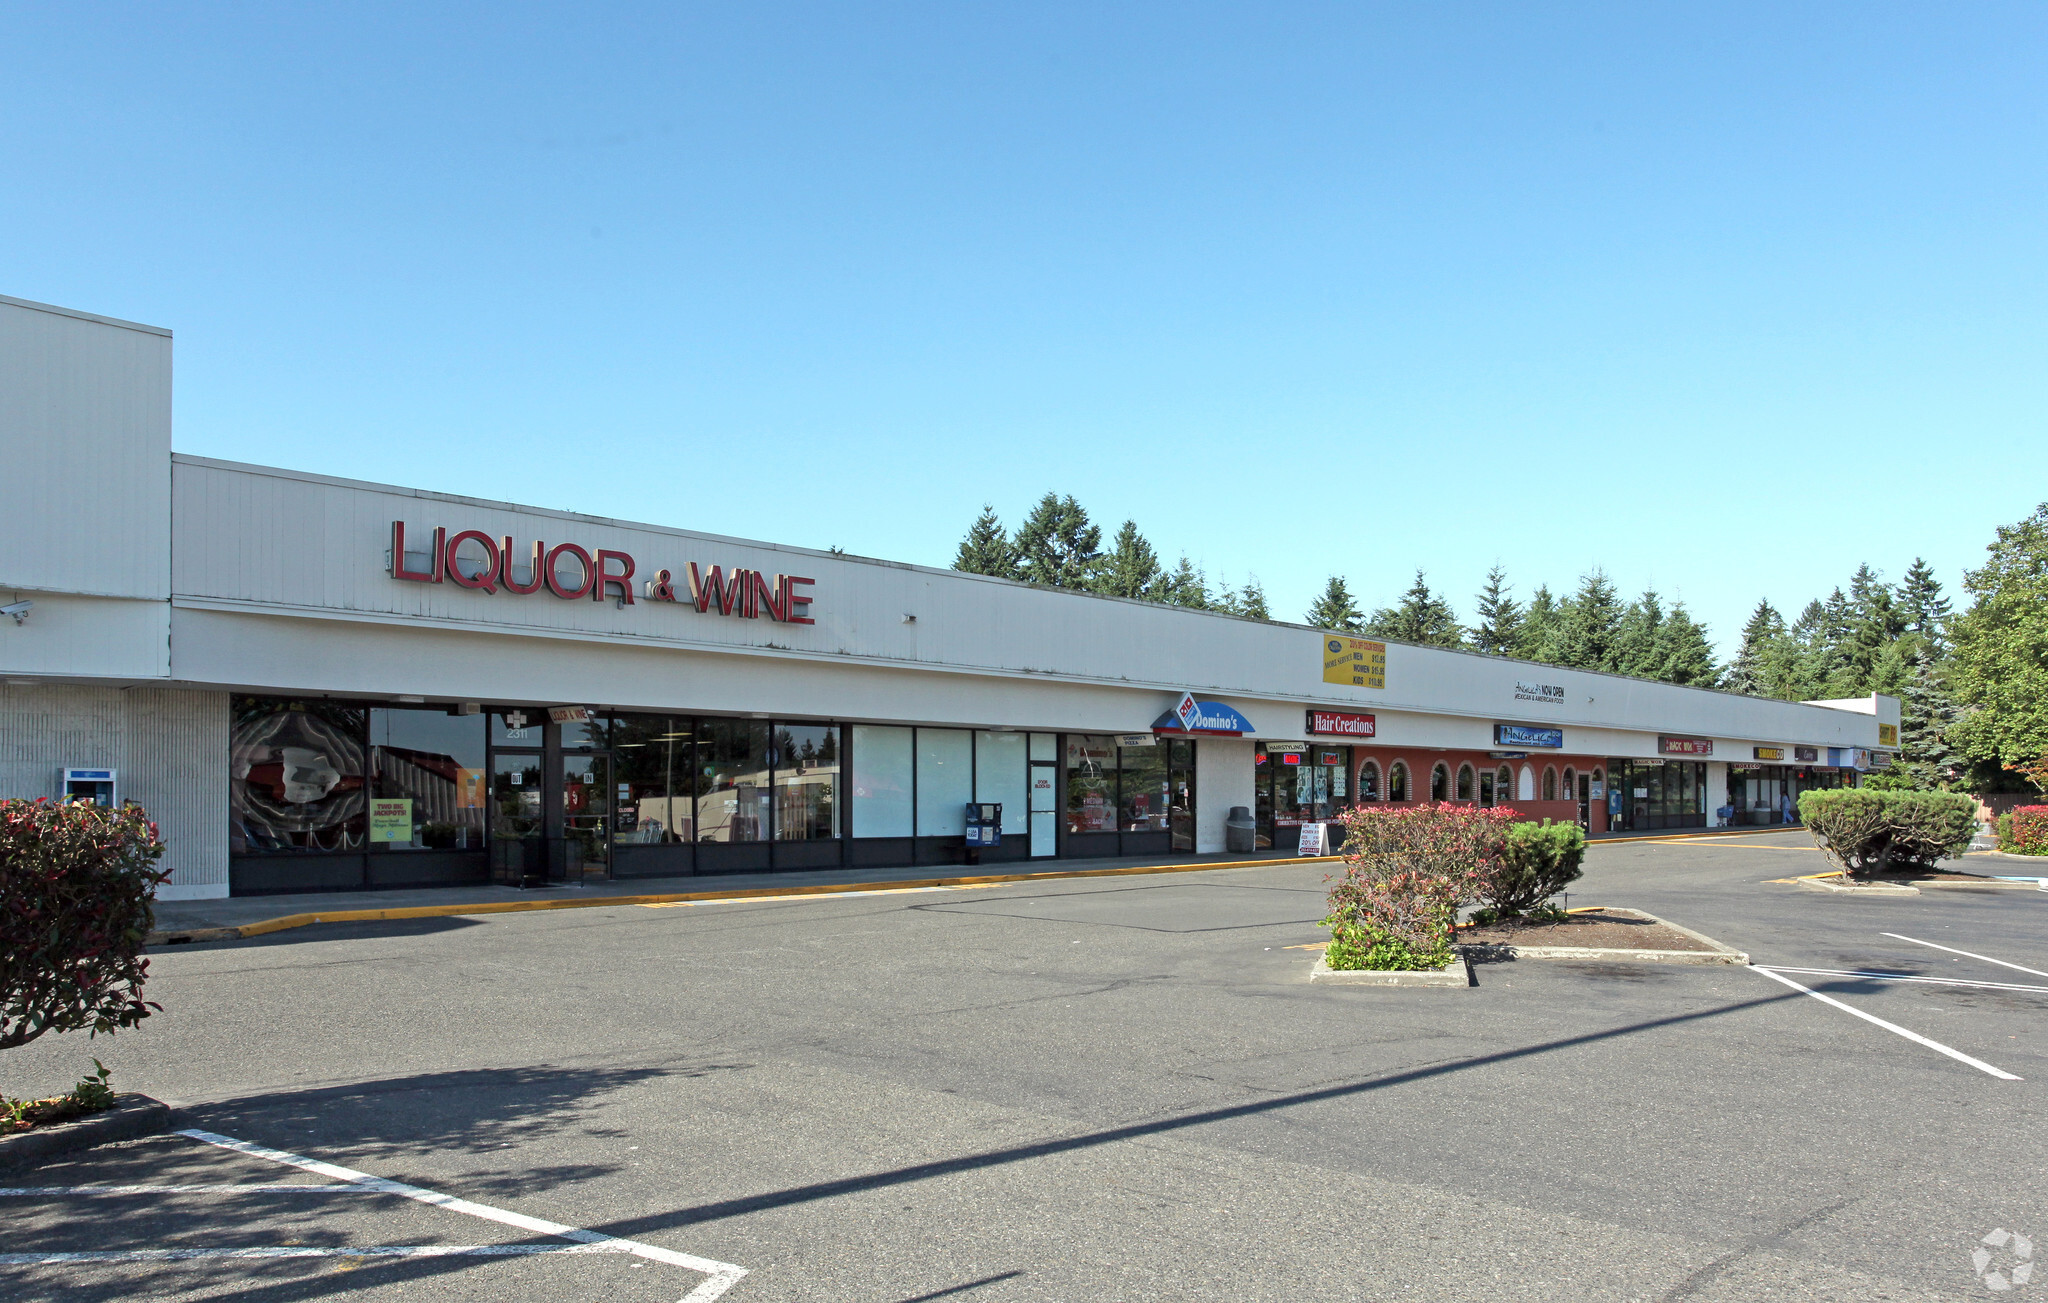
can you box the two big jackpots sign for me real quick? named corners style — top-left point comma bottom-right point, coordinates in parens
top-left (386, 521), bottom-right (815, 624)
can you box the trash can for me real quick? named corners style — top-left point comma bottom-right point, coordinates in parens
top-left (1225, 805), bottom-right (1256, 854)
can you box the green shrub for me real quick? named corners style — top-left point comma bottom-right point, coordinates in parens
top-left (1798, 789), bottom-right (1977, 877)
top-left (1478, 821), bottom-right (1587, 918)
top-left (1998, 812), bottom-right (2015, 851)
top-left (0, 799), bottom-right (169, 1050)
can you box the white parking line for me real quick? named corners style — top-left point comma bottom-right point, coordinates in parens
top-left (1753, 966), bottom-right (2048, 996)
top-left (1882, 933), bottom-right (2048, 980)
top-left (0, 1183), bottom-right (366, 1196)
top-left (176, 1130), bottom-right (747, 1300)
top-left (1750, 966), bottom-right (2022, 1081)
top-left (2, 1243), bottom-right (631, 1265)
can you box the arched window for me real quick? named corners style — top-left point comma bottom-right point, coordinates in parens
top-left (1456, 764), bottom-right (1474, 801)
top-left (1497, 766), bottom-right (1513, 801)
top-left (1359, 761), bottom-right (1380, 801)
top-left (1389, 762), bottom-right (1409, 802)
top-left (1563, 766), bottom-right (1577, 797)
top-left (1593, 767), bottom-right (1604, 788)
top-left (1518, 765), bottom-right (1535, 801)
top-left (1543, 767), bottom-right (1558, 801)
top-left (1430, 763), bottom-right (1450, 801)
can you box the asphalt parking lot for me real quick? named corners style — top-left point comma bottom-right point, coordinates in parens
top-left (4, 829), bottom-right (2045, 1301)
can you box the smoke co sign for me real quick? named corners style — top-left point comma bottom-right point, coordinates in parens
top-left (387, 521), bottom-right (816, 624)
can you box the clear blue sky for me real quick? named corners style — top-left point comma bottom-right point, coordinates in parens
top-left (6, 4), bottom-right (2043, 654)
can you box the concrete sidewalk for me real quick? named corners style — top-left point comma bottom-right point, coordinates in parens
top-left (149, 847), bottom-right (1335, 936)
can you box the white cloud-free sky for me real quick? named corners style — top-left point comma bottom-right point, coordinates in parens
top-left (5, 4), bottom-right (2043, 650)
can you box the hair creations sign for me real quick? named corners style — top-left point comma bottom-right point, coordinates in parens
top-left (1306, 709), bottom-right (1375, 738)
top-left (388, 521), bottom-right (814, 624)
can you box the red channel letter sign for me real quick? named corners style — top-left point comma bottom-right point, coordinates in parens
top-left (388, 521), bottom-right (815, 625)
top-left (1306, 709), bottom-right (1377, 738)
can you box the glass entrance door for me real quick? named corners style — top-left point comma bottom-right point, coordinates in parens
top-left (1166, 739), bottom-right (1197, 852)
top-left (1029, 761), bottom-right (1058, 857)
top-left (561, 753), bottom-right (612, 882)
top-left (489, 751), bottom-right (544, 886)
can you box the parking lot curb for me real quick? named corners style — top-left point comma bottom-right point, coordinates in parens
top-left (1457, 909), bottom-right (1749, 965)
top-left (1309, 953), bottom-right (1472, 987)
top-left (0, 1094), bottom-right (175, 1171)
top-left (1795, 873), bottom-right (1920, 896)
top-left (146, 854), bottom-right (1343, 947)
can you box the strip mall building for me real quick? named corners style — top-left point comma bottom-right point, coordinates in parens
top-left (1, 295), bottom-right (1901, 900)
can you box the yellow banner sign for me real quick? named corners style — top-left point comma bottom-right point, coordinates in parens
top-left (1322, 636), bottom-right (1386, 690)
top-left (1877, 723), bottom-right (1898, 748)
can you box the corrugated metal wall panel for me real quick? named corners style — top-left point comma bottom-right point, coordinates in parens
top-left (123, 687), bottom-right (229, 891)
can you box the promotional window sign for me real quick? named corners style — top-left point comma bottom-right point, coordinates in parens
top-left (1659, 736), bottom-right (1713, 757)
top-left (1297, 823), bottom-right (1326, 856)
top-left (457, 768), bottom-right (486, 809)
top-left (1317, 751), bottom-right (1341, 767)
top-left (1320, 637), bottom-right (1387, 689)
top-left (1493, 723), bottom-right (1564, 749)
top-left (368, 798), bottom-right (414, 843)
top-left (1306, 709), bottom-right (1376, 738)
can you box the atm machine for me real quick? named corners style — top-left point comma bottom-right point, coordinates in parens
top-left (62, 768), bottom-right (117, 807)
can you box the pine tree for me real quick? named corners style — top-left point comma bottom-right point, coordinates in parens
top-left (1470, 566), bottom-right (1524, 657)
top-left (1948, 501), bottom-right (2048, 770)
top-left (1364, 571), bottom-right (1465, 647)
top-left (1898, 557), bottom-right (1952, 655)
top-left (1216, 576), bottom-right (1271, 620)
top-left (1012, 493), bottom-right (1102, 590)
top-left (1653, 601), bottom-right (1721, 688)
top-left (1515, 584), bottom-right (1562, 663)
top-left (1093, 520), bottom-right (1162, 599)
top-left (1305, 576), bottom-right (1363, 631)
top-left (1899, 644), bottom-right (1964, 788)
top-left (1726, 600), bottom-right (1786, 696)
top-left (952, 504), bottom-right (1018, 578)
top-left (1555, 571), bottom-right (1625, 671)
top-left (1613, 589), bottom-right (1668, 680)
top-left (1155, 556), bottom-right (1210, 609)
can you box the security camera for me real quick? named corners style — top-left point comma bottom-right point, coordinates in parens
top-left (1, 601), bottom-right (31, 625)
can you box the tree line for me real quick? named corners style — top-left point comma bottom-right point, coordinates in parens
top-left (953, 497), bottom-right (2048, 794)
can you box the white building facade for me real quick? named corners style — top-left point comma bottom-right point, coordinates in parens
top-left (1, 296), bottom-right (1900, 900)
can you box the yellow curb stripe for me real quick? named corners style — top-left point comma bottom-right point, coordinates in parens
top-left (153, 854), bottom-right (1343, 945)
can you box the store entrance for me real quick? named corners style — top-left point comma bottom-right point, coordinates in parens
top-left (489, 751), bottom-right (544, 886)
top-left (560, 752), bottom-right (612, 881)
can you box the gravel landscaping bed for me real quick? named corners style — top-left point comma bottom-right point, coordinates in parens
top-left (1458, 908), bottom-right (1718, 952)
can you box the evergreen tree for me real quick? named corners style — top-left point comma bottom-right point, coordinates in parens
top-left (1898, 644), bottom-right (1965, 789)
top-left (952, 504), bottom-right (1019, 578)
top-left (1364, 570), bottom-right (1465, 647)
top-left (1155, 556), bottom-right (1210, 609)
top-left (1515, 584), bottom-right (1563, 663)
top-left (1305, 576), bottom-right (1362, 631)
top-left (1012, 492), bottom-right (1102, 590)
top-left (1653, 601), bottom-right (1721, 688)
top-left (1092, 520), bottom-right (1162, 599)
top-left (1898, 557), bottom-right (1952, 654)
top-left (1612, 589), bottom-right (1668, 680)
top-left (1470, 566), bottom-right (1524, 657)
top-left (1726, 600), bottom-right (1786, 696)
top-left (1216, 576), bottom-right (1271, 620)
top-left (1555, 570), bottom-right (1625, 671)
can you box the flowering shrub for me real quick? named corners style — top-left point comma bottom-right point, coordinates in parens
top-left (2003, 805), bottom-right (2048, 855)
top-left (0, 799), bottom-right (168, 1050)
top-left (1323, 803), bottom-right (1515, 970)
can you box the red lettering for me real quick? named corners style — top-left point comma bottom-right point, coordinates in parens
top-left (544, 543), bottom-right (595, 599)
top-left (749, 570), bottom-right (782, 620)
top-left (499, 538), bottom-right (545, 594)
top-left (782, 575), bottom-right (815, 624)
top-left (390, 522), bottom-right (444, 583)
top-left (594, 550), bottom-right (636, 605)
top-left (444, 530), bottom-right (500, 594)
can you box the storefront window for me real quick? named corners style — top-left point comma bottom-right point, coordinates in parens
top-left (1608, 759), bottom-right (1707, 831)
top-left (610, 714), bottom-right (694, 843)
top-left (1119, 741), bottom-right (1170, 832)
top-left (1543, 767), bottom-right (1558, 801)
top-left (1359, 761), bottom-right (1380, 801)
top-left (368, 708), bottom-right (486, 851)
top-left (1456, 765), bottom-right (1474, 801)
top-left (916, 728), bottom-right (973, 837)
top-left (1431, 764), bottom-right (1450, 801)
top-left (974, 731), bottom-right (1029, 836)
top-left (230, 697), bottom-right (368, 854)
top-left (1478, 767), bottom-right (1495, 806)
top-left (851, 725), bottom-right (913, 837)
top-left (1066, 735), bottom-right (1117, 833)
top-left (773, 724), bottom-right (839, 840)
top-left (699, 718), bottom-right (770, 842)
top-left (491, 709), bottom-right (543, 748)
top-left (1389, 762), bottom-right (1409, 802)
